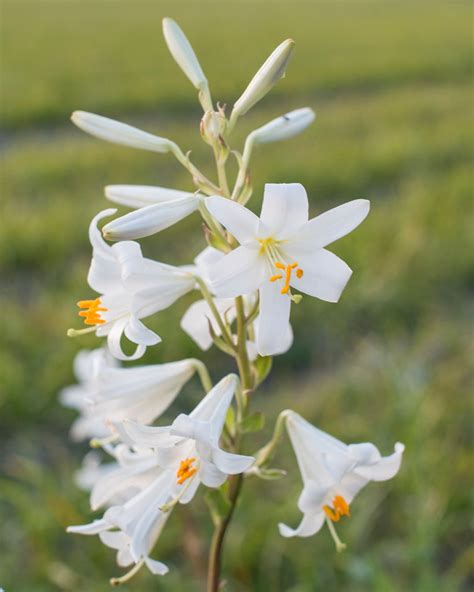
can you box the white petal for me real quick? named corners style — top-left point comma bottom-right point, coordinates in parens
top-left (256, 281), bottom-right (291, 356)
top-left (107, 317), bottom-right (147, 361)
top-left (145, 557), bottom-right (169, 575)
top-left (211, 447), bottom-right (254, 475)
top-left (99, 530), bottom-right (129, 550)
top-left (287, 248), bottom-right (352, 303)
top-left (199, 461), bottom-right (227, 487)
top-left (178, 475), bottom-right (200, 504)
top-left (205, 196), bottom-right (259, 245)
top-left (171, 414), bottom-right (212, 444)
top-left (117, 547), bottom-right (134, 567)
top-left (209, 245), bottom-right (266, 298)
top-left (353, 442), bottom-right (405, 481)
top-left (87, 209), bottom-right (121, 294)
top-left (71, 111), bottom-right (175, 153)
top-left (288, 199), bottom-right (370, 251)
top-left (278, 511), bottom-right (325, 538)
top-left (180, 298), bottom-right (235, 350)
top-left (105, 185), bottom-right (195, 209)
top-left (103, 195), bottom-right (200, 240)
top-left (124, 316), bottom-right (161, 346)
top-left (188, 374), bottom-right (238, 438)
top-left (67, 519), bottom-right (108, 535)
top-left (297, 480), bottom-right (331, 513)
top-left (120, 420), bottom-right (176, 448)
top-left (258, 183), bottom-right (308, 238)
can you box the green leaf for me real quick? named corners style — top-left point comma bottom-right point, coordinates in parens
top-left (241, 411), bottom-right (265, 433)
top-left (254, 355), bottom-right (273, 385)
top-left (204, 488), bottom-right (231, 527)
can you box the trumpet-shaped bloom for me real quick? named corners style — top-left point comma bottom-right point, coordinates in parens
top-left (279, 411), bottom-right (404, 538)
top-left (120, 374), bottom-right (254, 503)
top-left (75, 209), bottom-right (195, 360)
top-left (60, 348), bottom-right (197, 441)
top-left (68, 466), bottom-right (174, 578)
top-left (205, 184), bottom-right (370, 355)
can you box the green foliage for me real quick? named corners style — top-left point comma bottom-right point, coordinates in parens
top-left (1, 1), bottom-right (472, 591)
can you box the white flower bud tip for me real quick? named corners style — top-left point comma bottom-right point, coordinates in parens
top-left (250, 107), bottom-right (315, 144)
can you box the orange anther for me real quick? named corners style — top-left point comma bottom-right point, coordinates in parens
top-left (323, 495), bottom-right (350, 522)
top-left (269, 274), bottom-right (283, 282)
top-left (275, 262), bottom-right (286, 270)
top-left (177, 457), bottom-right (197, 485)
top-left (77, 297), bottom-right (108, 326)
top-left (296, 268), bottom-right (304, 279)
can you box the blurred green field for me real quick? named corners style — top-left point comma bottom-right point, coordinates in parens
top-left (1, 1), bottom-right (473, 591)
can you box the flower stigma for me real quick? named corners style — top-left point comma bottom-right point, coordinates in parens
top-left (176, 457), bottom-right (197, 485)
top-left (77, 298), bottom-right (108, 325)
top-left (322, 495), bottom-right (351, 522)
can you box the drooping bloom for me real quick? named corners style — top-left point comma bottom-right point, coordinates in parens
top-left (60, 348), bottom-right (197, 441)
top-left (68, 465), bottom-right (175, 579)
top-left (72, 209), bottom-right (195, 360)
top-left (279, 411), bottom-right (404, 538)
top-left (120, 374), bottom-right (255, 503)
top-left (205, 184), bottom-right (370, 356)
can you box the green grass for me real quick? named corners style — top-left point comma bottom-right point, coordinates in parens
top-left (1, 1), bottom-right (473, 591)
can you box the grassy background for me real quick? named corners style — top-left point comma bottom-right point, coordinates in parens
top-left (1, 1), bottom-right (473, 590)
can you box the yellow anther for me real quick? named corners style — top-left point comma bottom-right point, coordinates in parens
top-left (177, 457), bottom-right (197, 485)
top-left (77, 297), bottom-right (108, 326)
top-left (323, 495), bottom-right (351, 522)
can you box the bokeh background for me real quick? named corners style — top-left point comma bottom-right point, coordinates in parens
top-left (1, 1), bottom-right (473, 590)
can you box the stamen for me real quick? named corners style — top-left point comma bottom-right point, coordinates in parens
top-left (275, 262), bottom-right (286, 270)
top-left (296, 268), bottom-right (304, 279)
top-left (323, 495), bottom-right (351, 522)
top-left (176, 457), bottom-right (197, 485)
top-left (269, 274), bottom-right (283, 282)
top-left (77, 298), bottom-right (108, 326)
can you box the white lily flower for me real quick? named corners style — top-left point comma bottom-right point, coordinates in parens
top-left (105, 185), bottom-right (197, 209)
top-left (71, 209), bottom-right (195, 360)
top-left (71, 111), bottom-right (177, 154)
top-left (60, 348), bottom-right (197, 441)
top-left (102, 192), bottom-right (202, 241)
top-left (279, 411), bottom-right (404, 539)
top-left (68, 467), bottom-right (174, 579)
top-left (231, 39), bottom-right (295, 121)
top-left (121, 374), bottom-right (254, 503)
top-left (162, 18), bottom-right (212, 110)
top-left (249, 108), bottom-right (316, 144)
top-left (205, 184), bottom-right (370, 356)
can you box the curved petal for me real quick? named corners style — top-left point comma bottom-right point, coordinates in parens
top-left (297, 480), bottom-right (331, 513)
top-left (287, 199), bottom-right (370, 250)
top-left (87, 209), bottom-right (121, 294)
top-left (199, 461), bottom-right (227, 488)
top-left (205, 196), bottom-right (259, 245)
top-left (117, 547), bottom-right (134, 567)
top-left (99, 530), bottom-right (129, 550)
top-left (209, 245), bottom-right (266, 298)
top-left (67, 519), bottom-right (108, 535)
top-left (256, 281), bottom-right (291, 356)
top-left (178, 474), bottom-right (201, 504)
top-left (211, 447), bottom-right (254, 475)
top-left (278, 511), bottom-right (325, 538)
top-left (258, 183), bottom-right (308, 239)
top-left (353, 442), bottom-right (405, 481)
top-left (124, 316), bottom-right (161, 347)
top-left (120, 420), bottom-right (176, 448)
top-left (287, 248), bottom-right (352, 303)
top-left (180, 298), bottom-right (235, 350)
top-left (145, 557), bottom-right (169, 575)
top-left (171, 414), bottom-right (212, 444)
top-left (107, 317), bottom-right (147, 361)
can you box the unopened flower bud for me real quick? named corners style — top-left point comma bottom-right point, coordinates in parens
top-left (71, 111), bottom-right (176, 154)
top-left (231, 39), bottom-right (294, 121)
top-left (200, 110), bottom-right (227, 146)
top-left (162, 18), bottom-right (212, 111)
top-left (250, 108), bottom-right (315, 144)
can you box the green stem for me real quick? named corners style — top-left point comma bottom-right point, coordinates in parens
top-left (190, 359), bottom-right (213, 393)
top-left (195, 276), bottom-right (234, 349)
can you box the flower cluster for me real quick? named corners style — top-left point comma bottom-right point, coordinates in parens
top-left (63, 18), bottom-right (404, 588)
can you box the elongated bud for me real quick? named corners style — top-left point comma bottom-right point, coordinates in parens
top-left (102, 195), bottom-right (201, 240)
top-left (105, 185), bottom-right (196, 209)
top-left (231, 39), bottom-right (294, 121)
top-left (162, 18), bottom-right (212, 111)
top-left (200, 110), bottom-right (227, 146)
top-left (71, 111), bottom-right (176, 153)
top-left (250, 108), bottom-right (315, 144)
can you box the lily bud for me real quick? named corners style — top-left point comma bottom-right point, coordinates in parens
top-left (162, 18), bottom-right (212, 110)
top-left (71, 111), bottom-right (176, 153)
top-left (249, 108), bottom-right (315, 144)
top-left (102, 194), bottom-right (201, 240)
top-left (232, 39), bottom-right (294, 120)
top-left (200, 110), bottom-right (227, 146)
top-left (105, 185), bottom-right (196, 209)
